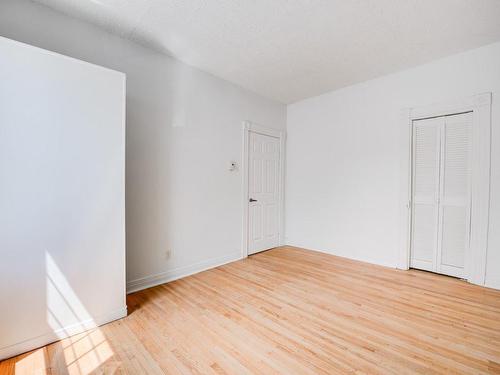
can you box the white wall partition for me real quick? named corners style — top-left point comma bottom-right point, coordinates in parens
top-left (287, 42), bottom-right (500, 290)
top-left (0, 37), bottom-right (126, 360)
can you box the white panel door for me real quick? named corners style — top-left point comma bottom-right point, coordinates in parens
top-left (248, 132), bottom-right (280, 254)
top-left (410, 113), bottom-right (472, 278)
top-left (410, 117), bottom-right (442, 272)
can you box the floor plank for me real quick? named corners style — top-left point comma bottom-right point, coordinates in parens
top-left (2, 246), bottom-right (500, 374)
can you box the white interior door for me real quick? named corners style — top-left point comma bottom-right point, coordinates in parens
top-left (437, 112), bottom-right (472, 278)
top-left (248, 131), bottom-right (280, 255)
top-left (410, 117), bottom-right (442, 272)
top-left (410, 113), bottom-right (472, 278)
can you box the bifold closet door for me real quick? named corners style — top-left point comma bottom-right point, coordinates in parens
top-left (410, 113), bottom-right (472, 278)
top-left (410, 117), bottom-right (442, 272)
top-left (437, 113), bottom-right (472, 278)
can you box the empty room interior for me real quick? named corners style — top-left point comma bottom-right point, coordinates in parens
top-left (1, 0), bottom-right (500, 373)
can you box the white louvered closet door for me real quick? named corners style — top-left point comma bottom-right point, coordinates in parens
top-left (437, 113), bottom-right (472, 278)
top-left (410, 117), bottom-right (442, 272)
top-left (410, 113), bottom-right (472, 278)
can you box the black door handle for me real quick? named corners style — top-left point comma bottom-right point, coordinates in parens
top-left (249, 198), bottom-right (258, 202)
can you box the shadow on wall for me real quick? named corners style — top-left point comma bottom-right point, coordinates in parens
top-left (11, 252), bottom-right (116, 375)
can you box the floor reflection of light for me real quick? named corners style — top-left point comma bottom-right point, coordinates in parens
top-left (28, 252), bottom-right (116, 375)
top-left (59, 329), bottom-right (114, 375)
top-left (14, 348), bottom-right (48, 375)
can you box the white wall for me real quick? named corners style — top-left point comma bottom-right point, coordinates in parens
top-left (0, 37), bottom-right (125, 360)
top-left (0, 0), bottom-right (286, 292)
top-left (286, 42), bottom-right (500, 289)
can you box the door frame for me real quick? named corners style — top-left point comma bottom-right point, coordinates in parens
top-left (398, 93), bottom-right (492, 285)
top-left (241, 121), bottom-right (286, 258)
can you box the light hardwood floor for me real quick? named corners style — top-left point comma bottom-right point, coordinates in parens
top-left (1, 246), bottom-right (500, 374)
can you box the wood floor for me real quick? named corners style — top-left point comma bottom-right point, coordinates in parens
top-left (2, 246), bottom-right (500, 374)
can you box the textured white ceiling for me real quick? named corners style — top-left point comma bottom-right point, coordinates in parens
top-left (32, 0), bottom-right (500, 103)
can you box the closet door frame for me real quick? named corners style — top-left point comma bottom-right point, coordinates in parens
top-left (398, 93), bottom-right (492, 286)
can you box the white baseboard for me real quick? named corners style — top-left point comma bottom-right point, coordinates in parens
top-left (0, 306), bottom-right (127, 361)
top-left (127, 252), bottom-right (242, 294)
top-left (286, 242), bottom-right (398, 269)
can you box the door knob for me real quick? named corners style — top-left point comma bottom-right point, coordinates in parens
top-left (249, 198), bottom-right (258, 202)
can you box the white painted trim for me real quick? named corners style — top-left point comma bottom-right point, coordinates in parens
top-left (242, 123), bottom-right (250, 259)
top-left (126, 251), bottom-right (241, 293)
top-left (243, 122), bottom-right (283, 138)
top-left (0, 306), bottom-right (127, 361)
top-left (398, 108), bottom-right (413, 271)
top-left (241, 121), bottom-right (286, 258)
top-left (120, 73), bottom-right (128, 318)
top-left (398, 93), bottom-right (492, 286)
top-left (469, 93), bottom-right (492, 285)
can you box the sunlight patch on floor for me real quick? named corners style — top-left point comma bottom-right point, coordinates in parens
top-left (60, 330), bottom-right (114, 375)
top-left (43, 252), bottom-right (114, 374)
top-left (14, 349), bottom-right (48, 375)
